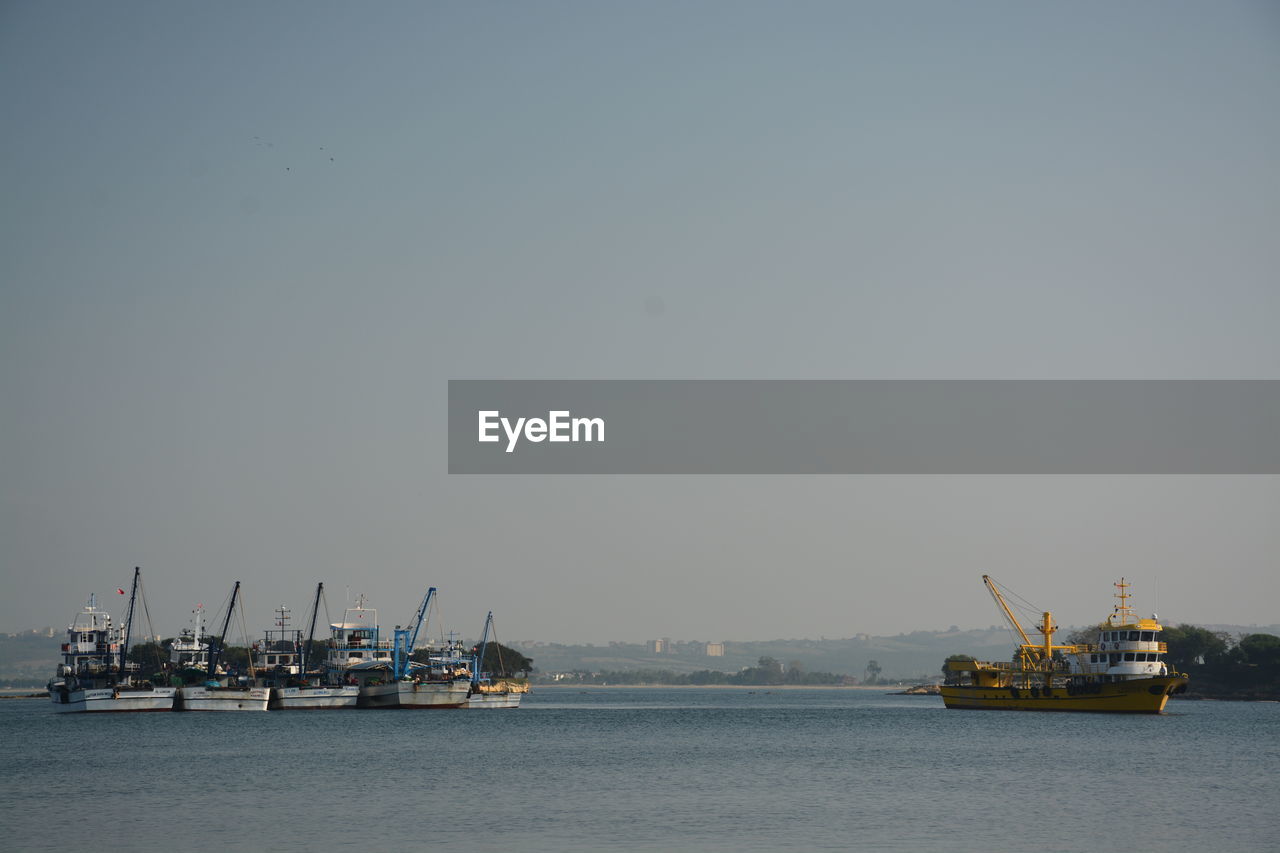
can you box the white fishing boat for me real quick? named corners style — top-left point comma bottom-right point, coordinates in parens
top-left (168, 603), bottom-right (211, 678)
top-left (323, 593), bottom-right (393, 683)
top-left (47, 568), bottom-right (177, 713)
top-left (269, 683), bottom-right (358, 709)
top-left (347, 588), bottom-right (471, 709)
top-left (256, 584), bottom-right (357, 710)
top-left (358, 677), bottom-right (471, 708)
top-left (177, 682), bottom-right (270, 711)
top-left (174, 581), bottom-right (269, 711)
top-left (466, 682), bottom-right (527, 709)
top-left (465, 611), bottom-right (527, 709)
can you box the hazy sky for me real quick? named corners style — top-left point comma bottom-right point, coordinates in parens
top-left (3, 2), bottom-right (1278, 644)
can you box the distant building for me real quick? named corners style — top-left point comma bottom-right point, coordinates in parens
top-left (706, 642), bottom-right (725, 657)
top-left (648, 639), bottom-right (667, 654)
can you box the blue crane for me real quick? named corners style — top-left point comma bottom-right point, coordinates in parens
top-left (393, 587), bottom-right (436, 680)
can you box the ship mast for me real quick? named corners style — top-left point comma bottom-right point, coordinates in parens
top-left (116, 567), bottom-right (141, 686)
top-left (1109, 577), bottom-right (1136, 626)
top-left (207, 581), bottom-right (240, 678)
top-left (473, 611), bottom-right (494, 687)
top-left (301, 582), bottom-right (324, 674)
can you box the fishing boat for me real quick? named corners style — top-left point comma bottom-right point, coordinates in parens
top-left (466, 611), bottom-right (527, 709)
top-left (47, 567), bottom-right (176, 712)
top-left (323, 593), bottom-right (393, 686)
top-left (940, 576), bottom-right (1189, 713)
top-left (174, 581), bottom-right (269, 711)
top-left (168, 603), bottom-right (212, 681)
top-left (256, 583), bottom-right (357, 709)
top-left (353, 588), bottom-right (470, 709)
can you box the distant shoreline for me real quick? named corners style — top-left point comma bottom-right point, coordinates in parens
top-left (533, 683), bottom-right (900, 691)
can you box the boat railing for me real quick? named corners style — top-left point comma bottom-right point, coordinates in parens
top-left (329, 638), bottom-right (393, 650)
top-left (1073, 641), bottom-right (1168, 653)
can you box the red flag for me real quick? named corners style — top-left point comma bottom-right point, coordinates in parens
top-left (117, 588), bottom-right (126, 595)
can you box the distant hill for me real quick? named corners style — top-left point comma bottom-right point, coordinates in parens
top-left (0, 633), bottom-right (58, 686)
top-left (518, 628), bottom-right (1018, 682)
top-left (515, 623), bottom-right (1280, 682)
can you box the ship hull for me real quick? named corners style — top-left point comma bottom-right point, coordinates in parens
top-left (177, 685), bottom-right (270, 711)
top-left (49, 686), bottom-right (176, 713)
top-left (269, 685), bottom-right (359, 709)
top-left (941, 675), bottom-right (1188, 713)
top-left (359, 680), bottom-right (470, 708)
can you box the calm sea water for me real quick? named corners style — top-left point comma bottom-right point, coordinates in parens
top-left (2, 688), bottom-right (1276, 852)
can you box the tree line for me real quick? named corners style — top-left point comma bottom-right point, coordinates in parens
top-left (542, 657), bottom-right (852, 686)
top-left (1160, 625), bottom-right (1279, 699)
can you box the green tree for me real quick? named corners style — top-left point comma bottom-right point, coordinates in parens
top-left (205, 638), bottom-right (250, 673)
top-left (127, 641), bottom-right (168, 672)
top-left (1162, 624), bottom-right (1231, 672)
top-left (475, 642), bottom-right (533, 678)
top-left (1063, 624), bottom-right (1107, 646)
top-left (300, 639), bottom-right (328, 671)
top-left (941, 654), bottom-right (975, 675)
top-left (758, 657), bottom-right (784, 685)
top-left (785, 660), bottom-right (806, 684)
top-left (1236, 634), bottom-right (1280, 668)
top-left (864, 660), bottom-right (883, 685)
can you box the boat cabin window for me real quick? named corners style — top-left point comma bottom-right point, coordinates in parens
top-left (1141, 631), bottom-right (1154, 641)
top-left (1124, 652), bottom-right (1135, 661)
top-left (1110, 654), bottom-right (1120, 665)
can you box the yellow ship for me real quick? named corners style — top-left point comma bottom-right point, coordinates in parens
top-left (940, 576), bottom-right (1189, 713)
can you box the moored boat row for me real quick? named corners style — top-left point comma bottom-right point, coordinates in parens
top-left (48, 572), bottom-right (526, 713)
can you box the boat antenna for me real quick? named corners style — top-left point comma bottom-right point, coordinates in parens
top-left (1110, 578), bottom-right (1136, 625)
top-left (302, 582), bottom-right (324, 673)
top-left (116, 567), bottom-right (141, 686)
